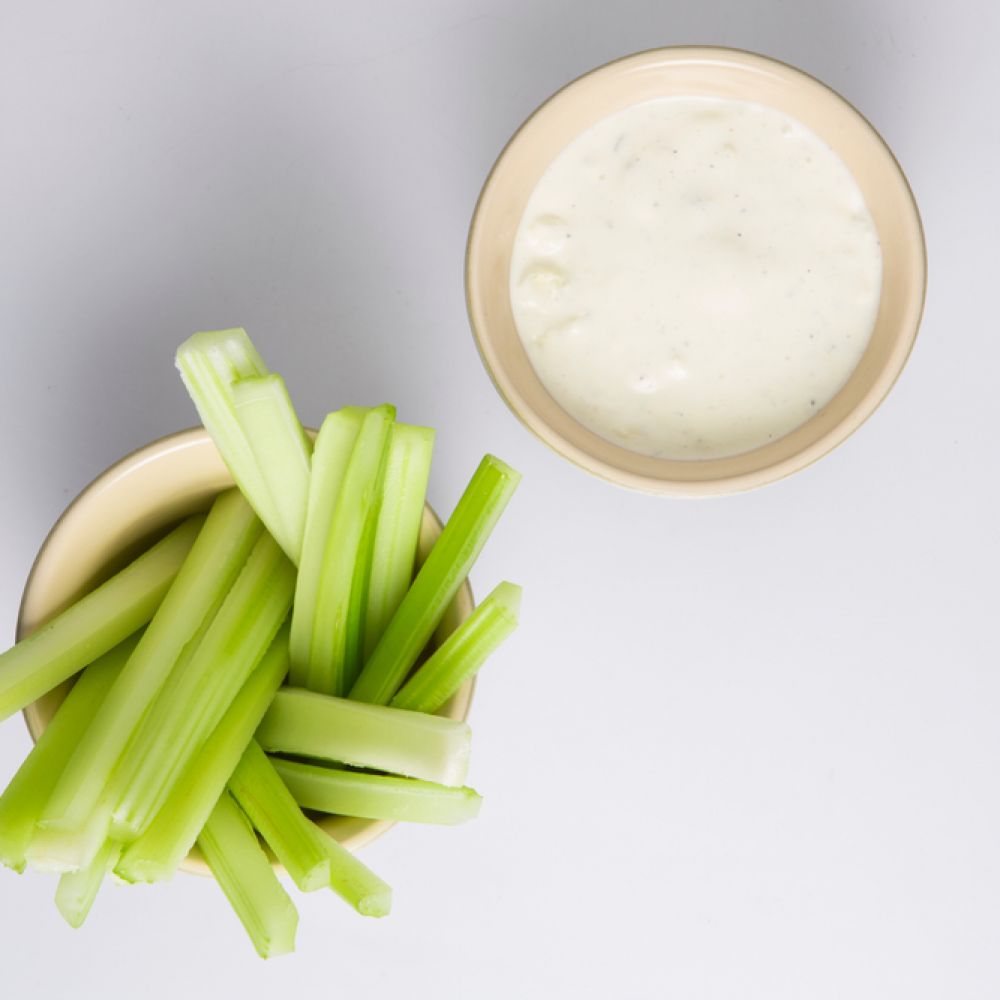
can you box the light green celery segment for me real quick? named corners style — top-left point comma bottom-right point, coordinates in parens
top-left (228, 741), bottom-right (391, 915)
top-left (175, 329), bottom-right (280, 544)
top-left (315, 822), bottom-right (392, 917)
top-left (257, 688), bottom-right (471, 786)
top-left (350, 455), bottom-right (521, 706)
top-left (231, 373), bottom-right (313, 563)
top-left (26, 794), bottom-right (113, 874)
top-left (111, 533), bottom-right (295, 839)
top-left (0, 636), bottom-right (137, 873)
top-left (307, 404), bottom-right (395, 697)
top-left (38, 491), bottom-right (261, 842)
top-left (227, 741), bottom-right (331, 893)
top-left (115, 629), bottom-right (290, 884)
top-left (54, 839), bottom-right (120, 929)
top-left (198, 791), bottom-right (298, 960)
top-left (0, 516), bottom-right (202, 723)
top-left (363, 422), bottom-right (435, 660)
top-left (289, 407), bottom-right (366, 688)
top-left (271, 758), bottom-right (482, 826)
top-left (391, 581), bottom-right (521, 715)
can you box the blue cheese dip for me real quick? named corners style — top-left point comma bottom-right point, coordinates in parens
top-left (509, 96), bottom-right (882, 459)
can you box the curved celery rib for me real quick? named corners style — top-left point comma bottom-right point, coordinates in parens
top-left (271, 758), bottom-right (482, 826)
top-left (315, 824), bottom-right (392, 918)
top-left (198, 792), bottom-right (298, 959)
top-left (364, 423), bottom-right (435, 659)
top-left (38, 491), bottom-right (261, 842)
top-left (0, 637), bottom-right (136, 873)
top-left (392, 581), bottom-right (521, 714)
top-left (257, 688), bottom-right (471, 786)
top-left (177, 329), bottom-right (311, 565)
top-left (308, 404), bottom-right (394, 696)
top-left (176, 329), bottom-right (276, 526)
top-left (350, 455), bottom-right (521, 706)
top-left (231, 373), bottom-right (312, 563)
top-left (228, 741), bottom-right (331, 893)
top-left (289, 408), bottom-right (366, 687)
top-left (112, 533), bottom-right (295, 839)
top-left (54, 839), bottom-right (120, 929)
top-left (229, 742), bottom-right (391, 915)
top-left (26, 797), bottom-right (112, 874)
top-left (0, 516), bottom-right (202, 722)
top-left (115, 629), bottom-right (290, 884)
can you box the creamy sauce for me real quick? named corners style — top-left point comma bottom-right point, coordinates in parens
top-left (510, 97), bottom-right (882, 459)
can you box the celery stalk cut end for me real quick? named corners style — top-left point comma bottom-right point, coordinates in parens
top-left (358, 886), bottom-right (393, 918)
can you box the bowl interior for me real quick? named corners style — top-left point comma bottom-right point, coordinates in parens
top-left (16, 428), bottom-right (475, 873)
top-left (466, 46), bottom-right (926, 495)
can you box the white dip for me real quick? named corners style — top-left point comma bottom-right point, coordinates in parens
top-left (509, 96), bottom-right (882, 459)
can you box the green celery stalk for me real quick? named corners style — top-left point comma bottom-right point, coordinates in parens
top-left (229, 741), bottom-right (391, 914)
top-left (198, 791), bottom-right (298, 959)
top-left (364, 422), bottom-right (435, 660)
top-left (308, 404), bottom-right (394, 696)
top-left (350, 455), bottom-right (521, 706)
top-left (115, 628), bottom-right (290, 884)
top-left (257, 688), bottom-right (471, 786)
top-left (231, 373), bottom-right (312, 563)
top-left (26, 796), bottom-right (111, 874)
top-left (227, 741), bottom-right (331, 893)
top-left (37, 491), bottom-right (261, 847)
top-left (289, 408), bottom-right (366, 688)
top-left (315, 823), bottom-right (392, 917)
top-left (111, 533), bottom-right (295, 839)
top-left (54, 839), bottom-right (120, 929)
top-left (0, 637), bottom-right (137, 873)
top-left (0, 516), bottom-right (202, 722)
top-left (391, 581), bottom-right (521, 714)
top-left (271, 758), bottom-right (482, 826)
top-left (175, 329), bottom-right (279, 535)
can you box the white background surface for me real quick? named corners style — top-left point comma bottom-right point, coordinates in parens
top-left (0, 1), bottom-right (996, 997)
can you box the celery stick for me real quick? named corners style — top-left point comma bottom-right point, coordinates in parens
top-left (289, 408), bottom-right (366, 688)
top-left (0, 516), bottom-right (201, 722)
top-left (38, 491), bottom-right (261, 845)
top-left (271, 758), bottom-right (482, 826)
top-left (115, 629), bottom-right (289, 884)
top-left (175, 329), bottom-right (282, 543)
top-left (350, 455), bottom-right (521, 706)
top-left (364, 422), bottom-right (435, 659)
top-left (54, 839), bottom-right (120, 929)
top-left (391, 581), bottom-right (521, 714)
top-left (198, 791), bottom-right (298, 959)
top-left (257, 688), bottom-right (471, 786)
top-left (314, 823), bottom-right (392, 917)
top-left (308, 404), bottom-right (394, 696)
top-left (229, 741), bottom-right (391, 914)
top-left (0, 637), bottom-right (136, 873)
top-left (112, 533), bottom-right (295, 839)
top-left (231, 373), bottom-right (312, 563)
top-left (26, 798), bottom-right (112, 874)
top-left (228, 741), bottom-right (331, 893)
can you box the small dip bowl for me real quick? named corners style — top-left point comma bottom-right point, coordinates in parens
top-left (16, 428), bottom-right (474, 874)
top-left (466, 46), bottom-right (926, 495)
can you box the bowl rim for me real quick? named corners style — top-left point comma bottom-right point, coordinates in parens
top-left (465, 44), bottom-right (928, 496)
top-left (16, 427), bottom-right (476, 875)
top-left (15, 426), bottom-right (213, 645)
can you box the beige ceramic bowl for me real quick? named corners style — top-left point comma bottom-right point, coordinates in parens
top-left (466, 46), bottom-right (927, 495)
top-left (16, 428), bottom-right (474, 875)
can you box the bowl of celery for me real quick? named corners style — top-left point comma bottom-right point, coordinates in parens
top-left (0, 328), bottom-right (522, 957)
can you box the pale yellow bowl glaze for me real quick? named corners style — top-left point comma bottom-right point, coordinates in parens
top-left (466, 46), bottom-right (926, 495)
top-left (16, 428), bottom-right (474, 875)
